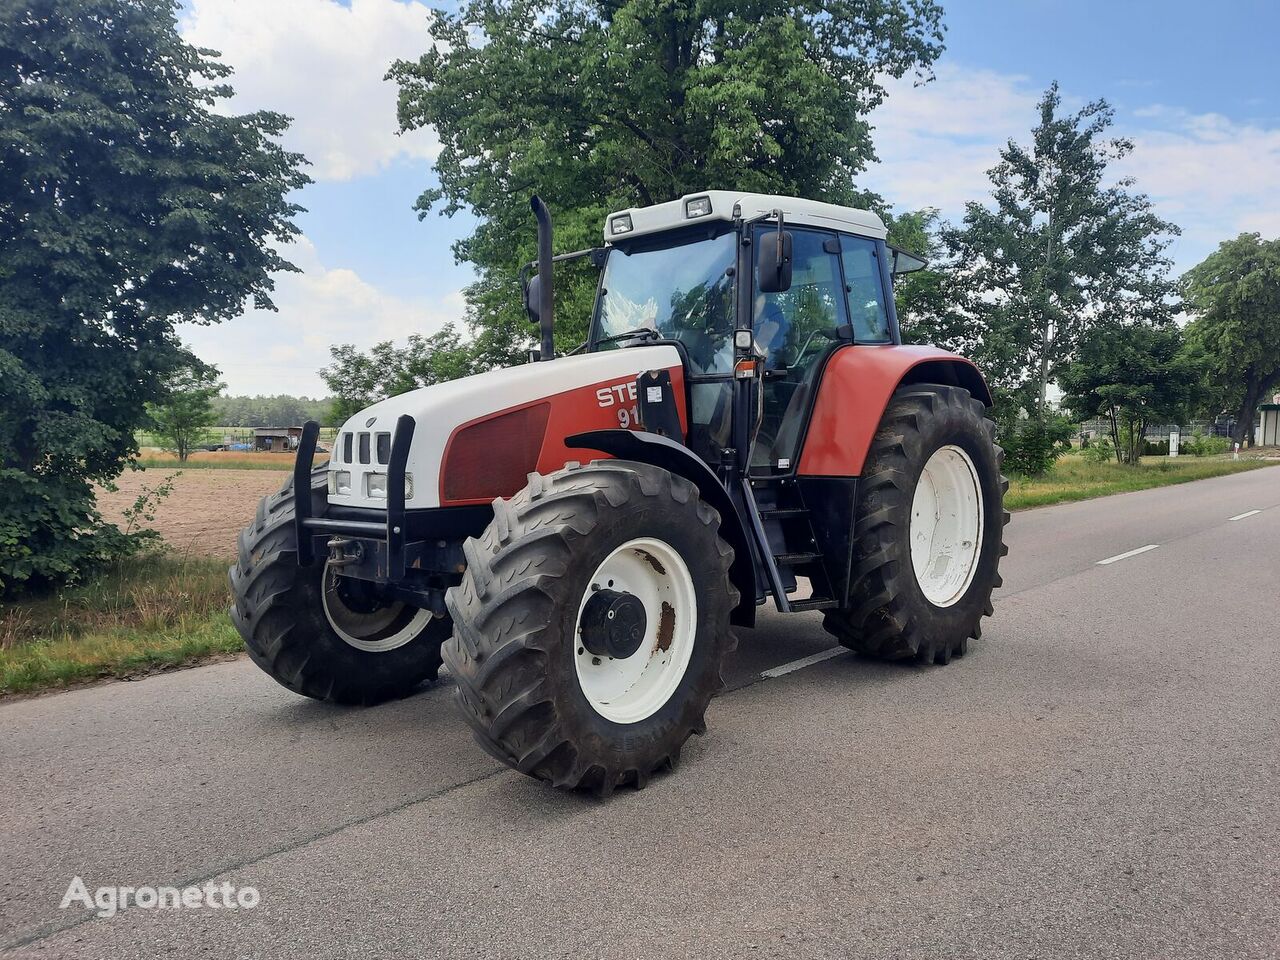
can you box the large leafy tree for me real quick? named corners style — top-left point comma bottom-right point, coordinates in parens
top-left (1059, 323), bottom-right (1201, 465)
top-left (0, 0), bottom-right (309, 591)
top-left (944, 83), bottom-right (1179, 417)
top-left (1181, 233), bottom-right (1280, 446)
top-left (390, 0), bottom-right (945, 364)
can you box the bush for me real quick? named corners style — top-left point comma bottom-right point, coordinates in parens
top-left (1000, 414), bottom-right (1074, 475)
top-left (1182, 431), bottom-right (1231, 457)
top-left (1081, 437), bottom-right (1116, 463)
top-left (1143, 439), bottom-right (1170, 457)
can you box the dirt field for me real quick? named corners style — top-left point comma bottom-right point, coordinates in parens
top-left (98, 468), bottom-right (289, 558)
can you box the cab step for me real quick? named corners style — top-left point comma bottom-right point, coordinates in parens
top-left (787, 597), bottom-right (839, 612)
top-left (759, 507), bottom-right (809, 520)
top-left (773, 551), bottom-right (823, 566)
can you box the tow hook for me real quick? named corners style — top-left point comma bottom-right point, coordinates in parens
top-left (327, 538), bottom-right (364, 568)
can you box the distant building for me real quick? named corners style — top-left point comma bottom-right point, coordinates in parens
top-left (253, 426), bottom-right (304, 452)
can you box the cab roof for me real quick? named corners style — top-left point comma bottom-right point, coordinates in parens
top-left (604, 190), bottom-right (887, 243)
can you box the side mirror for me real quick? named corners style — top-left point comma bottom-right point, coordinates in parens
top-left (523, 274), bottom-right (542, 325)
top-left (758, 229), bottom-right (793, 293)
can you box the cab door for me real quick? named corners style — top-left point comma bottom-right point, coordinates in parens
top-left (750, 227), bottom-right (850, 471)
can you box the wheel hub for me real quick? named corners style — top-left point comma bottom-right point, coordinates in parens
top-left (580, 588), bottom-right (648, 659)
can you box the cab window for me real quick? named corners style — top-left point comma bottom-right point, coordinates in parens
top-left (839, 235), bottom-right (891, 343)
top-left (752, 227), bottom-right (848, 469)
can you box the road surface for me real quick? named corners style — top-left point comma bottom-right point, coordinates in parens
top-left (3, 467), bottom-right (1279, 959)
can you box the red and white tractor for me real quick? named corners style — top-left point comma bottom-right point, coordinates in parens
top-left (230, 191), bottom-right (1008, 795)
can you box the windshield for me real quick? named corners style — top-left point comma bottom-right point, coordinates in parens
top-left (595, 231), bottom-right (736, 374)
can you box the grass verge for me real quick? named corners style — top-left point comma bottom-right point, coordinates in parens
top-left (1006, 455), bottom-right (1276, 510)
top-left (0, 552), bottom-right (240, 697)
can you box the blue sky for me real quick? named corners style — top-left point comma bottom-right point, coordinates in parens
top-left (176, 0), bottom-right (1280, 396)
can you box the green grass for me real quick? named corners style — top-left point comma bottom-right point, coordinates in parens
top-left (0, 553), bottom-right (241, 696)
top-left (1006, 454), bottom-right (1276, 510)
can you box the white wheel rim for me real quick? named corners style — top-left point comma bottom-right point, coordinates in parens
top-left (910, 444), bottom-right (984, 608)
top-left (574, 538), bottom-right (697, 725)
top-left (322, 564), bottom-right (433, 653)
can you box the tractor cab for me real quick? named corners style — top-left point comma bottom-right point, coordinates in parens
top-left (584, 192), bottom-right (905, 475)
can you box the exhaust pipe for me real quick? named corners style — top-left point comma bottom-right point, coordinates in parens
top-left (531, 195), bottom-right (554, 361)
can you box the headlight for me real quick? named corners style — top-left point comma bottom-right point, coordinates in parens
top-left (328, 470), bottom-right (351, 495)
top-left (684, 196), bottom-right (712, 218)
top-left (364, 473), bottom-right (413, 499)
top-left (610, 214), bottom-right (633, 235)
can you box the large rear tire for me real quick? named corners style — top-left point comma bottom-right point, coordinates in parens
top-left (229, 469), bottom-right (448, 705)
top-left (823, 384), bottom-right (1008, 664)
top-left (443, 460), bottom-right (737, 796)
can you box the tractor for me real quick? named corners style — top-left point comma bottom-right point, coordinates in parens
top-left (230, 191), bottom-right (1008, 796)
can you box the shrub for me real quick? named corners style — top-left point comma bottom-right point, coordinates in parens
top-left (1081, 437), bottom-right (1116, 463)
top-left (999, 414), bottom-right (1074, 475)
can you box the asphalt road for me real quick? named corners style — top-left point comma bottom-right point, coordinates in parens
top-left (3, 467), bottom-right (1279, 959)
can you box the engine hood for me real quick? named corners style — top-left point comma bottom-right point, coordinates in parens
top-left (327, 345), bottom-right (684, 510)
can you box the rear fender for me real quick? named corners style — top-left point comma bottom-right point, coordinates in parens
top-left (797, 346), bottom-right (992, 477)
top-left (566, 429), bottom-right (757, 628)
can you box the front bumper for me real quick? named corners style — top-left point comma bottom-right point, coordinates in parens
top-left (293, 418), bottom-right (487, 615)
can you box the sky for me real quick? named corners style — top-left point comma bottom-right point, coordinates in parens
top-left (175, 0), bottom-right (1280, 397)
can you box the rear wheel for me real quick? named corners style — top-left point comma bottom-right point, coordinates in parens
top-left (229, 469), bottom-right (448, 705)
top-left (443, 460), bottom-right (737, 796)
top-left (823, 384), bottom-right (1008, 664)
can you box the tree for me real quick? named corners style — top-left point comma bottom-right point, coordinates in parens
top-left (0, 0), bottom-right (310, 592)
top-left (946, 83), bottom-right (1179, 418)
top-left (149, 364), bottom-right (224, 461)
top-left (390, 0), bottom-right (945, 365)
top-left (1060, 323), bottom-right (1201, 465)
top-left (884, 207), bottom-right (978, 353)
top-left (1181, 234), bottom-right (1280, 446)
top-left (320, 326), bottom-right (478, 423)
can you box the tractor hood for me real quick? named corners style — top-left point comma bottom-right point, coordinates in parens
top-left (327, 345), bottom-right (685, 510)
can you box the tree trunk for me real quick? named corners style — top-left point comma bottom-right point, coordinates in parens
top-left (1237, 369), bottom-right (1280, 448)
top-left (1234, 380), bottom-right (1259, 447)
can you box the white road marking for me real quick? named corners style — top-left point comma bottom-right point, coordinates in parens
top-left (1097, 544), bottom-right (1159, 565)
top-left (761, 647), bottom-right (848, 679)
top-left (1228, 509), bottom-right (1261, 521)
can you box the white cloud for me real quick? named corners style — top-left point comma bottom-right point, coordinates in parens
top-left (180, 0), bottom-right (439, 181)
top-left (862, 64), bottom-right (1041, 215)
top-left (1117, 109), bottom-right (1280, 261)
top-left (179, 236), bottom-right (466, 396)
top-left (862, 65), bottom-right (1280, 273)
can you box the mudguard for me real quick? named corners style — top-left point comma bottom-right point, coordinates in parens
top-left (798, 345), bottom-right (992, 477)
top-left (566, 429), bottom-right (757, 627)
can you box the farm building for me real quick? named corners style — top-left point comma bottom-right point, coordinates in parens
top-left (253, 426), bottom-right (305, 452)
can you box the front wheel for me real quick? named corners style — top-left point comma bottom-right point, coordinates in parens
top-left (229, 469), bottom-right (448, 705)
top-left (823, 384), bottom-right (1008, 664)
top-left (443, 461), bottom-right (738, 796)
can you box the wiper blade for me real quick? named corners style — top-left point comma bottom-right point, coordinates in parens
top-left (595, 326), bottom-right (661, 347)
